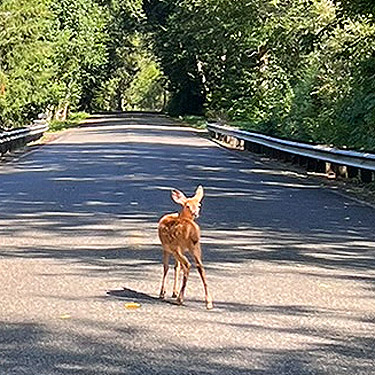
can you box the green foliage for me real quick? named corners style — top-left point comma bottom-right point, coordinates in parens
top-left (92, 33), bottom-right (165, 112)
top-left (123, 51), bottom-right (165, 111)
top-left (0, 0), bottom-right (54, 127)
top-left (143, 0), bottom-right (206, 116)
top-left (50, 0), bottom-right (109, 112)
top-left (181, 115), bottom-right (207, 129)
top-left (144, 0), bottom-right (375, 151)
top-left (0, 0), bottom-right (164, 129)
top-left (2, 0), bottom-right (375, 152)
top-left (48, 111), bottom-right (89, 132)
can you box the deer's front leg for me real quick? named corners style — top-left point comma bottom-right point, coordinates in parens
top-left (190, 242), bottom-right (213, 310)
top-left (194, 255), bottom-right (213, 310)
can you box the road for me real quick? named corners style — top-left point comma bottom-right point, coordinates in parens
top-left (0, 113), bottom-right (374, 375)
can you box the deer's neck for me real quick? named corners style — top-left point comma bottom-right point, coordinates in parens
top-left (179, 206), bottom-right (194, 220)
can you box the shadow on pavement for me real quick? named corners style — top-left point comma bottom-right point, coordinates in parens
top-left (1, 113), bottom-right (375, 374)
top-left (0, 319), bottom-right (374, 375)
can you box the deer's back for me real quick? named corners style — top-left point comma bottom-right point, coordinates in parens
top-left (158, 213), bottom-right (200, 250)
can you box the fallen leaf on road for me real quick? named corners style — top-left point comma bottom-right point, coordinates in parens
top-left (59, 314), bottom-right (71, 320)
top-left (319, 283), bottom-right (330, 289)
top-left (124, 302), bottom-right (141, 310)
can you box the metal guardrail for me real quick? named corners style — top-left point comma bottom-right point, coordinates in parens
top-left (0, 120), bottom-right (49, 155)
top-left (207, 122), bottom-right (375, 180)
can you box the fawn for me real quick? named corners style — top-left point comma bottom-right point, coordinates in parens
top-left (158, 186), bottom-right (213, 310)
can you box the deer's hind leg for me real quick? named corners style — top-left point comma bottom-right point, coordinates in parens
top-left (159, 249), bottom-right (170, 299)
top-left (172, 259), bottom-right (181, 298)
top-left (173, 251), bottom-right (191, 306)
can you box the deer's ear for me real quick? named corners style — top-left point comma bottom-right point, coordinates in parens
top-left (194, 185), bottom-right (204, 202)
top-left (171, 189), bottom-right (187, 205)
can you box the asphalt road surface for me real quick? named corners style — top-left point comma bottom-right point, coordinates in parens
top-left (1, 113), bottom-right (375, 375)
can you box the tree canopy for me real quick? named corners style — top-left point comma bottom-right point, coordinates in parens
top-left (1, 0), bottom-right (375, 151)
top-left (0, 0), bottom-right (164, 127)
top-left (143, 0), bottom-right (375, 150)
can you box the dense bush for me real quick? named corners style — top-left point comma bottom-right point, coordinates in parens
top-left (144, 0), bottom-right (375, 151)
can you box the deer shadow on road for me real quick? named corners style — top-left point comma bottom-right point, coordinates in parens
top-left (106, 287), bottom-right (179, 307)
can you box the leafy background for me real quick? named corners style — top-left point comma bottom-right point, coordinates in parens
top-left (1, 0), bottom-right (375, 151)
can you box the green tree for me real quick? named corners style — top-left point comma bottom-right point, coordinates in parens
top-left (0, 0), bottom-right (54, 128)
top-left (143, 0), bottom-right (206, 116)
top-left (142, 0), bottom-right (375, 150)
top-left (49, 0), bottom-right (109, 117)
top-left (92, 0), bottom-right (165, 111)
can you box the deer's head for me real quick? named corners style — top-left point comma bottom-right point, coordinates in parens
top-left (171, 186), bottom-right (204, 219)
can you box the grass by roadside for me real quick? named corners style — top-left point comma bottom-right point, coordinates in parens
top-left (48, 112), bottom-right (90, 133)
top-left (179, 115), bottom-right (207, 129)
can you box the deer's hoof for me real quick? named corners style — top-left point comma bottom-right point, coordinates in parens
top-left (206, 301), bottom-right (213, 310)
top-left (171, 292), bottom-right (178, 298)
top-left (159, 292), bottom-right (166, 300)
top-left (176, 296), bottom-right (184, 305)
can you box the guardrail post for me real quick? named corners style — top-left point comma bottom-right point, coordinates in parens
top-left (317, 160), bottom-right (326, 173)
top-left (326, 163), bottom-right (337, 179)
top-left (337, 165), bottom-right (348, 179)
top-left (0, 144), bottom-right (6, 156)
